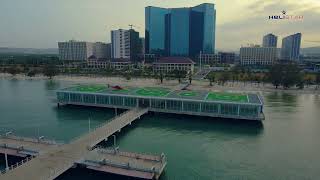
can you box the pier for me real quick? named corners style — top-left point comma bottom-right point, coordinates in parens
top-left (0, 108), bottom-right (166, 180)
top-left (77, 148), bottom-right (166, 179)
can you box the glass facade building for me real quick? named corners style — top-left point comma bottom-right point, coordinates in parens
top-left (281, 33), bottom-right (302, 61)
top-left (262, 33), bottom-right (278, 48)
top-left (145, 3), bottom-right (216, 57)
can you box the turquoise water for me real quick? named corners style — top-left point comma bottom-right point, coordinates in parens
top-left (1, 79), bottom-right (320, 179)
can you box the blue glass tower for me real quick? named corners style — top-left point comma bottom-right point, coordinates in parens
top-left (281, 33), bottom-right (302, 61)
top-left (145, 3), bottom-right (216, 57)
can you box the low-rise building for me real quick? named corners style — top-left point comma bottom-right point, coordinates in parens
top-left (153, 57), bottom-right (195, 73)
top-left (198, 52), bottom-right (235, 65)
top-left (240, 46), bottom-right (277, 66)
top-left (110, 58), bottom-right (132, 70)
top-left (87, 55), bottom-right (109, 69)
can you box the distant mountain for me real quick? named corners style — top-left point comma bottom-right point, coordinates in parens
top-left (301, 46), bottom-right (320, 55)
top-left (0, 48), bottom-right (58, 55)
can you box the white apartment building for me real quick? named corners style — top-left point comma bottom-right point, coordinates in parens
top-left (111, 29), bottom-right (130, 59)
top-left (58, 40), bottom-right (93, 61)
top-left (240, 46), bottom-right (277, 66)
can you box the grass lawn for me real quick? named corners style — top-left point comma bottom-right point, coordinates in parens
top-left (135, 87), bottom-right (171, 97)
top-left (75, 85), bottom-right (106, 92)
top-left (206, 92), bottom-right (248, 102)
top-left (179, 91), bottom-right (198, 97)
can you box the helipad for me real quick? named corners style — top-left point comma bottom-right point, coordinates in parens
top-left (57, 85), bottom-right (264, 121)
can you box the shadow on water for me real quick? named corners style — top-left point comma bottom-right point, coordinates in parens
top-left (56, 166), bottom-right (145, 180)
top-left (136, 112), bottom-right (264, 136)
top-left (53, 105), bottom-right (120, 121)
top-left (44, 80), bottom-right (61, 91)
top-left (264, 92), bottom-right (298, 107)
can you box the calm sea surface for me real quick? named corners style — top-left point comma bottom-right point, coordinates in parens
top-left (0, 79), bottom-right (320, 180)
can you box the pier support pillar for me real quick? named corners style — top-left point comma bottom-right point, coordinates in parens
top-left (5, 153), bottom-right (9, 171)
top-left (115, 108), bottom-right (118, 116)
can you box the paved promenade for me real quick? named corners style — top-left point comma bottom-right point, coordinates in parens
top-left (0, 108), bottom-right (148, 180)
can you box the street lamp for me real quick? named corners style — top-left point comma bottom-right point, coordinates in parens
top-left (112, 135), bottom-right (116, 147)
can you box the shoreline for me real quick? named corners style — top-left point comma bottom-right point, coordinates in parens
top-left (1, 73), bottom-right (319, 95)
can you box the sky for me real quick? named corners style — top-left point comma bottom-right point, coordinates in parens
top-left (0, 0), bottom-right (319, 51)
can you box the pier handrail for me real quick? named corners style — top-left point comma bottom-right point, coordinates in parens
top-left (97, 148), bottom-right (163, 162)
top-left (0, 134), bottom-right (63, 146)
top-left (0, 156), bottom-right (34, 175)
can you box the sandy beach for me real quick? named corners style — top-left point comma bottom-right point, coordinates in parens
top-left (1, 73), bottom-right (319, 95)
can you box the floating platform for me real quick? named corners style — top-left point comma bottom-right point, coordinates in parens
top-left (77, 148), bottom-right (166, 180)
top-left (56, 85), bottom-right (264, 121)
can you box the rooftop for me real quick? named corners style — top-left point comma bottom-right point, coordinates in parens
top-left (154, 57), bottom-right (195, 64)
top-left (61, 85), bottom-right (262, 105)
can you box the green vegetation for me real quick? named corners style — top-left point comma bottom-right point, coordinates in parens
top-left (206, 92), bottom-right (248, 102)
top-left (268, 63), bottom-right (303, 89)
top-left (135, 87), bottom-right (171, 97)
top-left (43, 64), bottom-right (58, 79)
top-left (76, 85), bottom-right (106, 92)
top-left (207, 73), bottom-right (215, 86)
top-left (179, 91), bottom-right (197, 97)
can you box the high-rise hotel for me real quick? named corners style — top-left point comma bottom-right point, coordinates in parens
top-left (145, 3), bottom-right (216, 57)
top-left (281, 33), bottom-right (302, 61)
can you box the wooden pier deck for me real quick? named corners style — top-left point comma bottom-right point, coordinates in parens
top-left (0, 108), bottom-right (152, 180)
top-left (77, 148), bottom-right (166, 179)
top-left (0, 135), bottom-right (61, 157)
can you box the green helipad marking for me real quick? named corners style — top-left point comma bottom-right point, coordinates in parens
top-left (136, 87), bottom-right (171, 97)
top-left (206, 92), bottom-right (248, 102)
top-left (75, 85), bottom-right (106, 92)
top-left (111, 88), bottom-right (130, 93)
top-left (179, 91), bottom-right (197, 97)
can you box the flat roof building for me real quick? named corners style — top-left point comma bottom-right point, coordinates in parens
top-left (111, 29), bottom-right (141, 63)
top-left (153, 57), bottom-right (195, 73)
top-left (240, 46), bottom-right (277, 66)
top-left (145, 3), bottom-right (216, 57)
top-left (57, 85), bottom-right (264, 121)
top-left (58, 40), bottom-right (94, 61)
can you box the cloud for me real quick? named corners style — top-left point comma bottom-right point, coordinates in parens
top-left (216, 0), bottom-right (320, 50)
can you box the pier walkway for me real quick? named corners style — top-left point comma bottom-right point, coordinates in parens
top-left (77, 148), bottom-right (166, 179)
top-left (0, 135), bottom-right (61, 157)
top-left (0, 108), bottom-right (149, 180)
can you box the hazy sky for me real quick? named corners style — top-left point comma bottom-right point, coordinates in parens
top-left (0, 0), bottom-right (319, 51)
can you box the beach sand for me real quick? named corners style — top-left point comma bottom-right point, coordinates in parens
top-left (1, 73), bottom-right (319, 95)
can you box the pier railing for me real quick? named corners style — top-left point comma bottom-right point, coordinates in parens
top-left (0, 156), bottom-right (35, 175)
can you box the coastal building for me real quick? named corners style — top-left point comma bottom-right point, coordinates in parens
top-left (240, 46), bottom-right (277, 66)
top-left (111, 29), bottom-right (141, 62)
top-left (219, 52), bottom-right (236, 64)
top-left (58, 40), bottom-right (94, 61)
top-left (262, 33), bottom-right (278, 47)
top-left (93, 42), bottom-right (110, 59)
top-left (153, 57), bottom-right (195, 73)
top-left (198, 54), bottom-right (220, 65)
top-left (87, 55), bottom-right (109, 69)
top-left (281, 33), bottom-right (302, 61)
top-left (198, 52), bottom-right (235, 65)
top-left (57, 85), bottom-right (264, 121)
top-left (109, 58), bottom-right (132, 70)
top-left (145, 3), bottom-right (216, 57)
